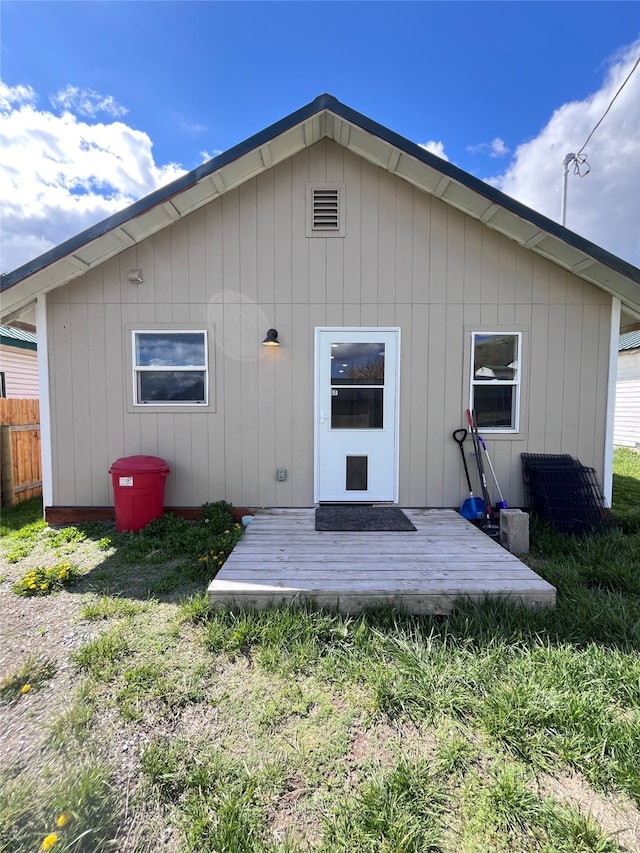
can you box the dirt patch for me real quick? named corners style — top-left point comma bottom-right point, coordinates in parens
top-left (541, 770), bottom-right (640, 851)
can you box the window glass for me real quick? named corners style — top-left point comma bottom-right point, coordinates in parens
top-left (331, 343), bottom-right (384, 386)
top-left (135, 333), bottom-right (206, 367)
top-left (133, 331), bottom-right (207, 405)
top-left (471, 333), bottom-right (520, 431)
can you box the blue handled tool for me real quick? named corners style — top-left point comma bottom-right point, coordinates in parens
top-left (452, 428), bottom-right (485, 520)
top-left (478, 434), bottom-right (508, 510)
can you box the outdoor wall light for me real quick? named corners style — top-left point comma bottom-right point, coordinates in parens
top-left (127, 269), bottom-right (143, 283)
top-left (262, 328), bottom-right (280, 346)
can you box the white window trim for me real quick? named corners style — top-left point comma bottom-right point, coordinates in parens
top-left (132, 329), bottom-right (209, 407)
top-left (306, 183), bottom-right (345, 237)
top-left (469, 331), bottom-right (522, 434)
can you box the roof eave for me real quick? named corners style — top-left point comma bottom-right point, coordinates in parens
top-left (2, 93), bottom-right (639, 321)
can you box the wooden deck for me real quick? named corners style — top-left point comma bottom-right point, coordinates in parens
top-left (207, 508), bottom-right (556, 614)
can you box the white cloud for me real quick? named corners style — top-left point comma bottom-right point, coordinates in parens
top-left (0, 83), bottom-right (185, 272)
top-left (0, 82), bottom-right (37, 111)
top-left (419, 140), bottom-right (449, 161)
top-left (492, 42), bottom-right (640, 267)
top-left (50, 85), bottom-right (128, 118)
top-left (468, 137), bottom-right (510, 158)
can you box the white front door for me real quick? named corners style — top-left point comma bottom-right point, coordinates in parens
top-left (314, 328), bottom-right (400, 502)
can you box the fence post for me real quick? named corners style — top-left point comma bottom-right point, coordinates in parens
top-left (1, 425), bottom-right (15, 506)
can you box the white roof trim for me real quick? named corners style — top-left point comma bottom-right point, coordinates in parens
top-left (2, 103), bottom-right (639, 322)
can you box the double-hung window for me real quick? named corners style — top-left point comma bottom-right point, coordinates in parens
top-left (132, 330), bottom-right (208, 405)
top-left (470, 332), bottom-right (521, 431)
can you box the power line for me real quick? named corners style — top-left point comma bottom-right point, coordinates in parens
top-left (576, 54), bottom-right (640, 159)
top-left (561, 53), bottom-right (639, 225)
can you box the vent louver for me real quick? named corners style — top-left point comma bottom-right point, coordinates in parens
top-left (312, 188), bottom-right (340, 231)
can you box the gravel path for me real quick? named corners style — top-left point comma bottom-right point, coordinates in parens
top-left (0, 576), bottom-right (100, 772)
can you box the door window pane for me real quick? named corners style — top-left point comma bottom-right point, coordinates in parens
top-left (331, 343), bottom-right (385, 385)
top-left (331, 389), bottom-right (384, 429)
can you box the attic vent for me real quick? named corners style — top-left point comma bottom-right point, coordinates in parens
top-left (313, 188), bottom-right (339, 230)
top-left (306, 184), bottom-right (345, 237)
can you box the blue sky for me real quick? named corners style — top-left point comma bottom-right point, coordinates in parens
top-left (1, 1), bottom-right (639, 272)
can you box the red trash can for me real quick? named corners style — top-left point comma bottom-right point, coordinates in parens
top-left (109, 455), bottom-right (170, 532)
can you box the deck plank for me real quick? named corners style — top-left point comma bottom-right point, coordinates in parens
top-left (208, 508), bottom-right (556, 614)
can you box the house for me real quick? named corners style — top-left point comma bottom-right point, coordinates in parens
top-left (614, 331), bottom-right (640, 449)
top-left (0, 325), bottom-right (38, 399)
top-left (1, 94), bottom-right (639, 523)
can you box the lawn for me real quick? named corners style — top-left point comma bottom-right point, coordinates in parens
top-left (0, 450), bottom-right (639, 852)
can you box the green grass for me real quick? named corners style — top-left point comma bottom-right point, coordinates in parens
top-left (611, 447), bottom-right (640, 533)
top-left (0, 655), bottom-right (57, 702)
top-left (1, 458), bottom-right (639, 851)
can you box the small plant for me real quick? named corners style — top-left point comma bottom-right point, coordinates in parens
top-left (12, 562), bottom-right (78, 597)
top-left (0, 656), bottom-right (57, 702)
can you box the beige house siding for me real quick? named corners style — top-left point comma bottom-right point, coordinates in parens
top-left (614, 350), bottom-right (640, 448)
top-left (0, 345), bottom-right (39, 398)
top-left (46, 139), bottom-right (612, 510)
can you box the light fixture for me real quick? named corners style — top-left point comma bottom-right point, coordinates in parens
top-left (262, 328), bottom-right (280, 346)
top-left (127, 269), bottom-right (143, 283)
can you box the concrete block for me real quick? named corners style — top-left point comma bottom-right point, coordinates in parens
top-left (500, 509), bottom-right (529, 555)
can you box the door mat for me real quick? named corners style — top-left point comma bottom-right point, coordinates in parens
top-left (315, 506), bottom-right (416, 532)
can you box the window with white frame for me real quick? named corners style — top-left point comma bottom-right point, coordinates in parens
top-left (470, 332), bottom-right (521, 431)
top-left (132, 330), bottom-right (208, 405)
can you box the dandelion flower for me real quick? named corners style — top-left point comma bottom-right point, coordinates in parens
top-left (56, 811), bottom-right (72, 827)
top-left (41, 833), bottom-right (58, 851)
top-left (21, 684), bottom-right (31, 694)
top-left (30, 583), bottom-right (37, 589)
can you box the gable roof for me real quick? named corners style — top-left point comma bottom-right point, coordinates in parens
top-left (2, 93), bottom-right (640, 321)
top-left (0, 324), bottom-right (37, 351)
top-left (619, 330), bottom-right (640, 352)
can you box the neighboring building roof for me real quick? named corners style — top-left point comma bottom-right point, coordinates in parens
top-left (0, 324), bottom-right (37, 351)
top-left (619, 330), bottom-right (640, 352)
top-left (2, 93), bottom-right (640, 321)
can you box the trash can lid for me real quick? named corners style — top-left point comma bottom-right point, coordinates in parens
top-left (109, 455), bottom-right (170, 474)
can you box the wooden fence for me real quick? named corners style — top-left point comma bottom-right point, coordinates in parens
top-left (0, 399), bottom-right (42, 506)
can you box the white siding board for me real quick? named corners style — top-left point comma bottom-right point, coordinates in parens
top-left (614, 349), bottom-right (640, 446)
top-left (69, 302), bottom-right (92, 505)
top-left (462, 218), bottom-right (482, 304)
top-left (152, 235), bottom-right (173, 304)
top-left (560, 305), bottom-right (583, 452)
top-left (205, 202), bottom-right (224, 301)
top-left (342, 152), bottom-right (362, 306)
top-left (424, 304), bottom-right (447, 506)
top-left (544, 305), bottom-right (566, 450)
top-left (239, 182), bottom-right (258, 305)
top-left (291, 302), bottom-right (313, 505)
top-left (394, 185), bottom-right (414, 305)
top-left (412, 191), bottom-right (431, 304)
top-left (406, 303), bottom-right (428, 505)
top-left (187, 209), bottom-right (207, 306)
top-left (274, 160), bottom-right (293, 305)
top-left (222, 192), bottom-right (241, 304)
top-left (360, 160), bottom-right (379, 305)
top-left (576, 305), bottom-right (602, 462)
top-left (49, 304), bottom-right (74, 504)
top-left (0, 347), bottom-right (38, 398)
top-left (445, 208), bottom-right (465, 305)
